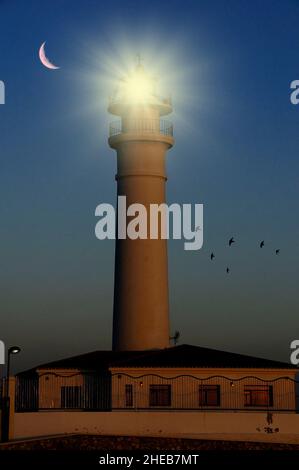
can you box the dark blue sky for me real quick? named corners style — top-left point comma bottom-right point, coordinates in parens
top-left (1, 0), bottom-right (299, 373)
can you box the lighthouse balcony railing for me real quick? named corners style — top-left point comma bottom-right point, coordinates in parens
top-left (109, 119), bottom-right (173, 138)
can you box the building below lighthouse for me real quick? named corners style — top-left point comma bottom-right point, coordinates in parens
top-left (15, 345), bottom-right (298, 414)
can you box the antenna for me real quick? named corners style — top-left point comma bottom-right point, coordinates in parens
top-left (170, 330), bottom-right (181, 346)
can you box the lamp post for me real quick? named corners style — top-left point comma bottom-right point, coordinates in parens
top-left (5, 346), bottom-right (21, 398)
top-left (2, 346), bottom-right (21, 442)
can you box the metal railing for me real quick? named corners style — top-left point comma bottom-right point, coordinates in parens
top-left (109, 119), bottom-right (173, 138)
top-left (14, 373), bottom-right (299, 413)
top-left (15, 373), bottom-right (111, 412)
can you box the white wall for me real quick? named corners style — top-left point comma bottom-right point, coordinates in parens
top-left (13, 411), bottom-right (299, 444)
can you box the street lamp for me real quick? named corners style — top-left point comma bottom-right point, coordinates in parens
top-left (5, 346), bottom-right (21, 398)
top-left (2, 345), bottom-right (21, 442)
top-left (8, 346), bottom-right (21, 355)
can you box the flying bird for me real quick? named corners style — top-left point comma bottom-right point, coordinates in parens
top-left (229, 237), bottom-right (235, 246)
top-left (226, 267), bottom-right (230, 273)
top-left (275, 249), bottom-right (280, 255)
top-left (260, 240), bottom-right (265, 248)
top-left (210, 252), bottom-right (215, 260)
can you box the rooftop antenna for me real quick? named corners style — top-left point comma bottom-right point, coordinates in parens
top-left (170, 330), bottom-right (180, 346)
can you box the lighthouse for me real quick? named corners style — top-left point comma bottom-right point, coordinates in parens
top-left (108, 60), bottom-right (174, 351)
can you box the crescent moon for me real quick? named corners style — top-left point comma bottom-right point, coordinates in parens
top-left (39, 42), bottom-right (60, 70)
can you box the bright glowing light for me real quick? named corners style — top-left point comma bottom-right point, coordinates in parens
top-left (121, 64), bottom-right (156, 104)
top-left (73, 30), bottom-right (207, 138)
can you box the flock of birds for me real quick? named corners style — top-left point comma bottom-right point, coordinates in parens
top-left (210, 237), bottom-right (280, 274)
top-left (171, 237), bottom-right (281, 343)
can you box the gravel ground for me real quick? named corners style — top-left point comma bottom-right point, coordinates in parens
top-left (1, 434), bottom-right (299, 451)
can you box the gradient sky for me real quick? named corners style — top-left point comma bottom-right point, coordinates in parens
top-left (1, 0), bottom-right (299, 373)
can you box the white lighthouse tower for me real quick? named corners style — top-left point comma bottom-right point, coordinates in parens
top-left (108, 60), bottom-right (174, 351)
